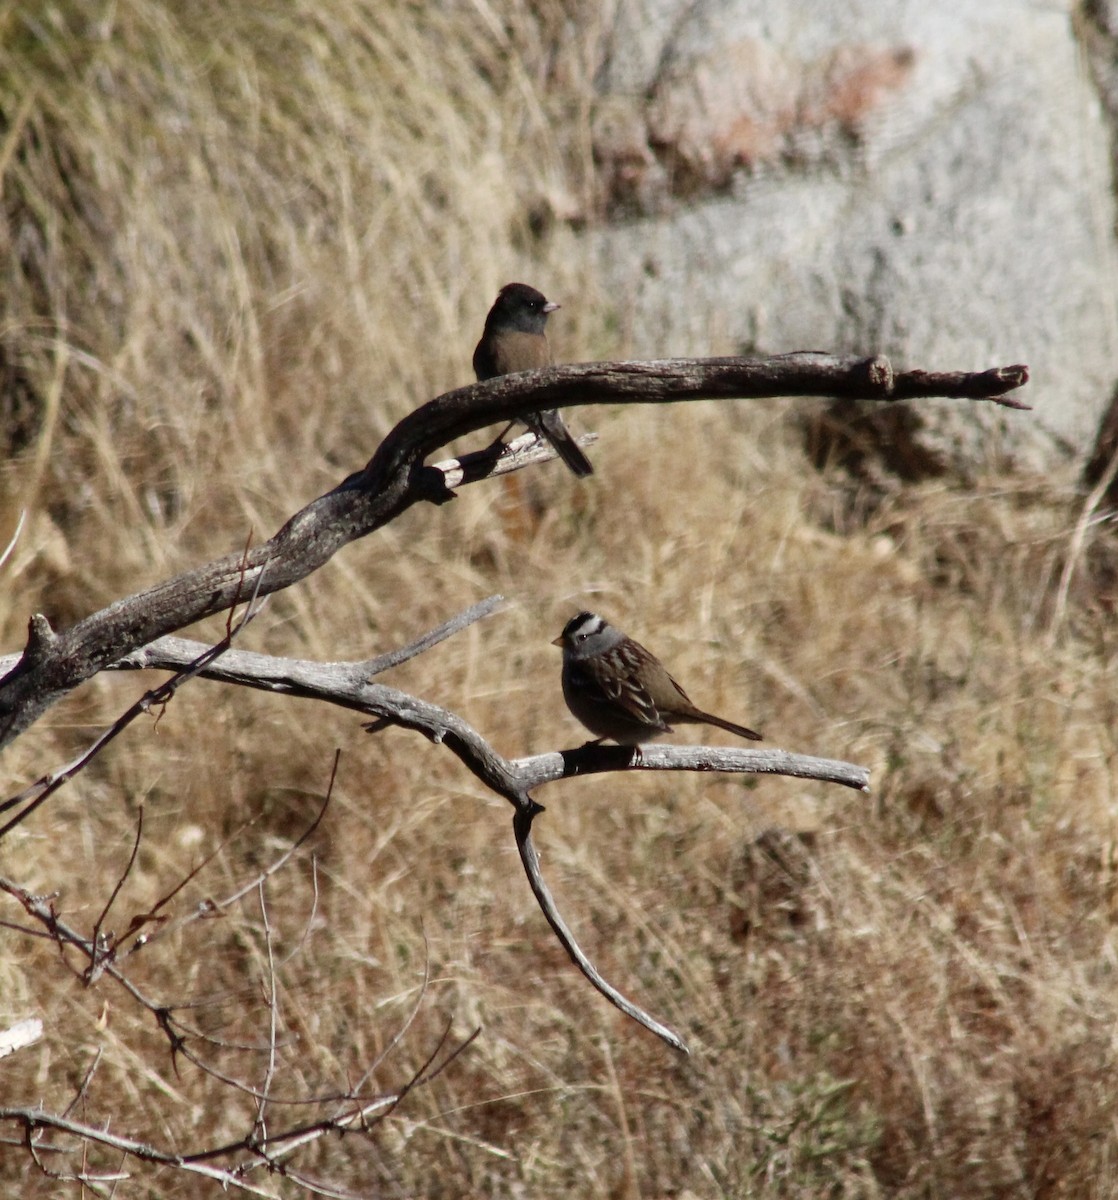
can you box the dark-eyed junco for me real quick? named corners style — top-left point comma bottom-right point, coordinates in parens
top-left (473, 282), bottom-right (593, 478)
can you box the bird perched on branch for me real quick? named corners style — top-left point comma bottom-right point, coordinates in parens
top-left (553, 611), bottom-right (762, 745)
top-left (473, 282), bottom-right (593, 478)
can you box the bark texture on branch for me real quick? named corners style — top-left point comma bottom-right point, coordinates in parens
top-left (0, 354), bottom-right (1028, 750)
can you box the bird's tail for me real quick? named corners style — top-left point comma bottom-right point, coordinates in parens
top-left (535, 410), bottom-right (594, 478)
top-left (697, 711), bottom-right (763, 742)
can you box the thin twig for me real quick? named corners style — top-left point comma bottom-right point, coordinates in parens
top-left (0, 774), bottom-right (331, 1066)
top-left (7, 1107), bottom-right (281, 1196)
top-left (514, 806), bottom-right (690, 1052)
top-left (342, 930), bottom-right (434, 1110)
top-left (60, 1050), bottom-right (102, 1121)
top-left (252, 882), bottom-right (279, 1145)
top-left (113, 818), bottom-right (261, 958)
top-left (0, 578), bottom-right (268, 838)
top-left (85, 808), bottom-right (145, 985)
top-left (361, 594), bottom-right (506, 677)
top-left (0, 508), bottom-right (26, 571)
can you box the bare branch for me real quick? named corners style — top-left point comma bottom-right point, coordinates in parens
top-left (252, 882), bottom-right (279, 1145)
top-left (513, 805), bottom-right (690, 1052)
top-left (0, 772), bottom-right (330, 1067)
top-left (0, 747), bottom-right (483, 1191)
top-left (0, 876), bottom-right (190, 1030)
top-left (87, 632), bottom-right (870, 796)
top-left (120, 784), bottom-right (330, 963)
top-left (0, 582), bottom-right (266, 839)
top-left (72, 626), bottom-right (867, 1051)
top-left (223, 1026), bottom-right (481, 1180)
top-left (0, 1105), bottom-right (331, 1196)
top-left (361, 593), bottom-right (507, 677)
top-left (0, 354), bottom-right (1029, 749)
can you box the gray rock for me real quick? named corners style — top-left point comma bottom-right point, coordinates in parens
top-left (590, 0), bottom-right (1118, 474)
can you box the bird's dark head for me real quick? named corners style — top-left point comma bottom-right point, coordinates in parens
top-left (486, 282), bottom-right (559, 334)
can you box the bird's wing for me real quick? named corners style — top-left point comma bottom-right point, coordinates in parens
top-left (579, 658), bottom-right (671, 731)
top-left (666, 670), bottom-right (694, 707)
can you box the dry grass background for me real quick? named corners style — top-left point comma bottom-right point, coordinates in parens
top-left (3, 2), bottom-right (1118, 1196)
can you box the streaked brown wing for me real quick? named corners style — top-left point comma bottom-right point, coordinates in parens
top-left (587, 654), bottom-right (668, 729)
top-left (665, 669), bottom-right (695, 707)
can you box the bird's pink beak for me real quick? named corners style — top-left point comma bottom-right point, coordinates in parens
top-left (543, 301), bottom-right (560, 313)
top-left (550, 634), bottom-right (563, 647)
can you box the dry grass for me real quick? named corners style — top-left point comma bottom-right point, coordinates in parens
top-left (3, 2), bottom-right (1118, 1196)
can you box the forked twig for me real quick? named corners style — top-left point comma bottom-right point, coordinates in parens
top-left (85, 807), bottom-right (145, 985)
top-left (0, 753), bottom-right (477, 1191)
top-left (82, 603), bottom-right (868, 1051)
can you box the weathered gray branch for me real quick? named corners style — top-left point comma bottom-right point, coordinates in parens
top-left (511, 805), bottom-right (690, 1052)
top-left (0, 354), bottom-right (1028, 749)
top-left (96, 633), bottom-right (870, 796)
top-left (79, 625), bottom-right (867, 1051)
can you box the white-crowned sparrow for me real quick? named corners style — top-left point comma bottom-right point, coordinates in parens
top-left (473, 282), bottom-right (593, 478)
top-left (552, 611), bottom-right (763, 745)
